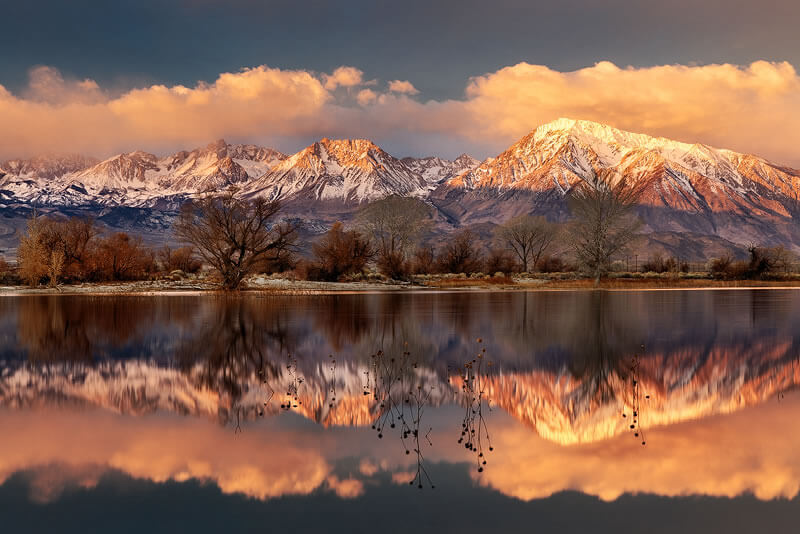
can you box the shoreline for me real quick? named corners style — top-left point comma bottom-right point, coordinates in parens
top-left (3, 276), bottom-right (800, 295)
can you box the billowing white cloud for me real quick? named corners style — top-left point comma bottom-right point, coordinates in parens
top-left (387, 80), bottom-right (419, 95)
top-left (2, 60), bottom-right (800, 166)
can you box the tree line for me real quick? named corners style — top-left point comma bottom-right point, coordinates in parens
top-left (8, 174), bottom-right (795, 289)
top-left (12, 214), bottom-right (201, 287)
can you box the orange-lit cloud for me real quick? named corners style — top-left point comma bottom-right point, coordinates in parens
top-left (0, 65), bottom-right (330, 158)
top-left (326, 475), bottom-right (365, 498)
top-left (0, 408), bottom-right (331, 502)
top-left (356, 88), bottom-right (377, 106)
top-left (473, 393), bottom-right (800, 501)
top-left (387, 80), bottom-right (419, 95)
top-left (454, 60), bottom-right (800, 165)
top-left (323, 66), bottom-right (364, 90)
top-left (1, 61), bottom-right (800, 165)
top-left (4, 393), bottom-right (800, 504)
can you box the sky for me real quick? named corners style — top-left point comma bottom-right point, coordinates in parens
top-left (1, 0), bottom-right (799, 163)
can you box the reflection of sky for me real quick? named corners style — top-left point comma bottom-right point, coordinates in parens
top-left (3, 291), bottom-right (800, 530)
top-left (3, 392), bottom-right (800, 506)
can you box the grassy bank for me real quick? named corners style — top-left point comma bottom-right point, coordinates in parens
top-left (4, 271), bottom-right (800, 294)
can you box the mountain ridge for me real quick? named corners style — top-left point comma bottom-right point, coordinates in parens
top-left (2, 119), bottom-right (800, 254)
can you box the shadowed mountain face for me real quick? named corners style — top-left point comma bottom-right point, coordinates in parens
top-left (2, 291), bottom-right (799, 444)
top-left (3, 119), bottom-right (800, 255)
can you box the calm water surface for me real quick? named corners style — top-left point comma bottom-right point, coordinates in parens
top-left (2, 290), bottom-right (800, 533)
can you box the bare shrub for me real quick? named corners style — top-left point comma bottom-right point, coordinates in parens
top-left (746, 244), bottom-right (795, 278)
top-left (536, 254), bottom-right (574, 273)
top-left (376, 249), bottom-right (409, 280)
top-left (709, 254), bottom-right (734, 279)
top-left (158, 245), bottom-right (202, 274)
top-left (411, 246), bottom-right (436, 274)
top-left (641, 254), bottom-right (686, 273)
top-left (709, 246), bottom-right (794, 279)
top-left (310, 222), bottom-right (374, 281)
top-left (484, 248), bottom-right (517, 275)
top-left (436, 229), bottom-right (483, 274)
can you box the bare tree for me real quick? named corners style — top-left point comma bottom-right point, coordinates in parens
top-left (310, 222), bottom-right (374, 281)
top-left (175, 191), bottom-right (296, 290)
top-left (568, 172), bottom-right (642, 284)
top-left (495, 215), bottom-right (559, 272)
top-left (357, 195), bottom-right (431, 279)
top-left (437, 229), bottom-right (483, 274)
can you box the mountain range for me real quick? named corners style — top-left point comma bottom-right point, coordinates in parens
top-left (2, 118), bottom-right (800, 258)
top-left (2, 339), bottom-right (797, 445)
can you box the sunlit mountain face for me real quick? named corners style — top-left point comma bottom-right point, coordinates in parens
top-left (4, 120), bottom-right (800, 257)
top-left (2, 290), bottom-right (800, 528)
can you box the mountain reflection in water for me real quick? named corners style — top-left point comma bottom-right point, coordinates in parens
top-left (2, 290), bottom-right (800, 523)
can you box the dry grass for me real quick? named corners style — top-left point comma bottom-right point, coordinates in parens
top-left (533, 277), bottom-right (800, 289)
top-left (422, 275), bottom-right (516, 288)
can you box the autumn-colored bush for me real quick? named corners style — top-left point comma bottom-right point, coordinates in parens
top-left (376, 250), bottom-right (410, 280)
top-left (641, 254), bottom-right (688, 273)
top-left (90, 233), bottom-right (155, 281)
top-left (411, 246), bottom-right (436, 274)
top-left (158, 245), bottom-right (202, 274)
top-left (435, 229), bottom-right (483, 274)
top-left (308, 222), bottom-right (374, 281)
top-left (484, 248), bottom-right (517, 275)
top-left (536, 254), bottom-right (575, 273)
top-left (15, 215), bottom-right (160, 285)
top-left (709, 246), bottom-right (794, 280)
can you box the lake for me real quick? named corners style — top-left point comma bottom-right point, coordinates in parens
top-left (2, 290), bottom-right (800, 533)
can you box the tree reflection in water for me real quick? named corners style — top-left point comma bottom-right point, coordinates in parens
top-left (6, 292), bottom-right (800, 450)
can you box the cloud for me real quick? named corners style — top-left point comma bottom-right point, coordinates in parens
top-left (323, 66), bottom-right (364, 90)
top-left (24, 66), bottom-right (105, 105)
top-left (326, 475), bottom-right (364, 498)
top-left (387, 80), bottom-right (419, 95)
top-left (2, 61), bottom-right (800, 165)
top-left (0, 65), bottom-right (330, 158)
top-left (356, 88), bottom-right (377, 106)
top-left (5, 392), bottom-right (800, 504)
top-left (473, 394), bottom-right (800, 502)
top-left (453, 60), bottom-right (800, 165)
top-left (0, 409), bottom-right (332, 502)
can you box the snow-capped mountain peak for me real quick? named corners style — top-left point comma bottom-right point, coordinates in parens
top-left (247, 138), bottom-right (429, 203)
top-left (401, 153), bottom-right (480, 187)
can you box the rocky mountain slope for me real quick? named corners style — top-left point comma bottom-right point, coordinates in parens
top-left (2, 119), bottom-right (800, 255)
top-left (244, 138), bottom-right (432, 203)
top-left (434, 118), bottom-right (800, 250)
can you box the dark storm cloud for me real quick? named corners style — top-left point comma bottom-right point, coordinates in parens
top-left (1, 0), bottom-right (797, 99)
top-left (3, 467), bottom-right (800, 534)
